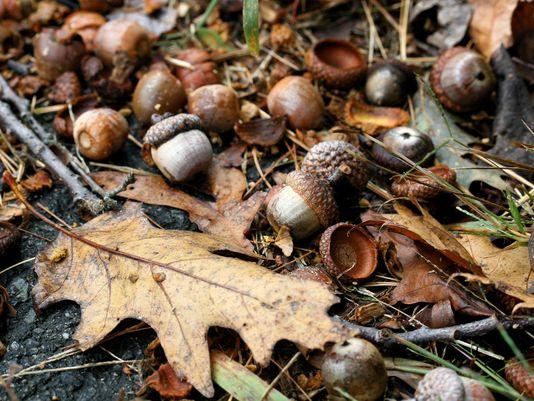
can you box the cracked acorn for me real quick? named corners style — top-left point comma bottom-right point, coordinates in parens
top-left (142, 113), bottom-right (213, 183)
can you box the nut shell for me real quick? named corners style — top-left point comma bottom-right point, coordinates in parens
top-left (322, 338), bottom-right (387, 401)
top-left (415, 368), bottom-right (464, 401)
top-left (461, 378), bottom-right (496, 401)
top-left (267, 76), bottom-right (324, 130)
top-left (365, 59), bottom-right (416, 106)
top-left (187, 84), bottom-right (239, 133)
top-left (372, 127), bottom-right (435, 172)
top-left (73, 108), bottom-right (129, 160)
top-left (430, 47), bottom-right (495, 113)
top-left (302, 140), bottom-right (368, 190)
top-left (319, 223), bottom-right (378, 279)
top-left (505, 352), bottom-right (534, 398)
top-left (133, 69), bottom-right (186, 125)
top-left (391, 165), bottom-right (456, 199)
top-left (305, 39), bottom-right (366, 89)
top-left (144, 113), bottom-right (202, 147)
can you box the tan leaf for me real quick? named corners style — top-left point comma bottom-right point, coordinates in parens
top-left (468, 0), bottom-right (518, 59)
top-left (32, 203), bottom-right (352, 397)
top-left (92, 171), bottom-right (265, 251)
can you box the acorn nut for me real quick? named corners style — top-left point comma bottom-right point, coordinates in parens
top-left (321, 338), bottom-right (387, 401)
top-left (143, 113), bottom-right (213, 183)
top-left (430, 47), bottom-right (495, 113)
top-left (305, 38), bottom-right (366, 89)
top-left (73, 108), bottom-right (129, 160)
top-left (365, 59), bottom-right (417, 106)
top-left (302, 140), bottom-right (368, 190)
top-left (266, 171), bottom-right (338, 240)
top-left (267, 76), bottom-right (324, 130)
top-left (133, 69), bottom-right (186, 125)
top-left (187, 84), bottom-right (239, 133)
top-left (372, 126), bottom-right (435, 172)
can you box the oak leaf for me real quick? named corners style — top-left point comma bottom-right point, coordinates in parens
top-left (32, 202), bottom-right (351, 397)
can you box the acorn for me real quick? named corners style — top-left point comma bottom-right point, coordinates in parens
top-left (302, 140), bottom-right (368, 191)
top-left (94, 19), bottom-right (151, 81)
top-left (143, 113), bottom-right (213, 183)
top-left (365, 59), bottom-right (417, 106)
top-left (319, 223), bottom-right (378, 280)
top-left (372, 126), bottom-right (435, 172)
top-left (267, 76), bottom-right (324, 130)
top-left (391, 165), bottom-right (456, 200)
top-left (175, 48), bottom-right (219, 93)
top-left (53, 94), bottom-right (99, 138)
top-left (266, 171), bottom-right (338, 240)
top-left (33, 29), bottom-right (85, 81)
top-left (133, 68), bottom-right (186, 126)
top-left (430, 47), bottom-right (496, 113)
top-left (321, 338), bottom-right (387, 401)
top-left (55, 10), bottom-right (106, 51)
top-left (187, 84), bottom-right (240, 133)
top-left (73, 108), bottom-right (129, 160)
top-left (505, 351), bottom-right (534, 398)
top-left (305, 38), bottom-right (366, 89)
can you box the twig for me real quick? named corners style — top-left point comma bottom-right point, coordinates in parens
top-left (338, 316), bottom-right (534, 347)
top-left (0, 101), bottom-right (105, 216)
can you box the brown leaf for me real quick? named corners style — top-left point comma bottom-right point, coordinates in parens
top-left (21, 170), bottom-right (53, 193)
top-left (203, 157), bottom-right (247, 210)
top-left (344, 93), bottom-right (410, 136)
top-left (92, 172), bottom-right (265, 251)
top-left (416, 300), bottom-right (456, 329)
top-left (468, 0), bottom-right (518, 59)
top-left (235, 117), bottom-right (287, 146)
top-left (144, 364), bottom-right (193, 399)
top-left (32, 202), bottom-right (352, 397)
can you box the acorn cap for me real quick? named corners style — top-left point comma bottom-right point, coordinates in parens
top-left (391, 165), bottom-right (456, 200)
top-left (505, 350), bottom-right (534, 398)
top-left (305, 38), bottom-right (366, 89)
top-left (302, 140), bottom-right (368, 190)
top-left (286, 171), bottom-right (339, 228)
top-left (415, 367), bottom-right (465, 401)
top-left (319, 223), bottom-right (378, 279)
top-left (144, 114), bottom-right (203, 148)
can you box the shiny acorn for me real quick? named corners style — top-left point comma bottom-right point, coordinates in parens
top-left (73, 108), bottom-right (129, 160)
top-left (267, 76), bottom-right (324, 130)
top-left (430, 47), bottom-right (495, 113)
top-left (187, 84), bottom-right (240, 133)
top-left (365, 59), bottom-right (417, 106)
top-left (143, 113), bottom-right (213, 183)
top-left (372, 126), bottom-right (435, 172)
top-left (266, 171), bottom-right (338, 240)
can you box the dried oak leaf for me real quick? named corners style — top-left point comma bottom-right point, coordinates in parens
top-left (21, 170), bottom-right (53, 193)
top-left (234, 117), bottom-right (287, 146)
top-left (144, 363), bottom-right (193, 399)
top-left (32, 202), bottom-right (351, 397)
top-left (92, 171), bottom-right (265, 251)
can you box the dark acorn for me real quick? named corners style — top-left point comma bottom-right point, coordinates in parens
top-left (365, 59), bottom-right (417, 107)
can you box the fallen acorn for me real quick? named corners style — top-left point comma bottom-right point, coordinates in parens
top-left (52, 94), bottom-right (99, 138)
top-left (187, 84), bottom-right (240, 133)
top-left (505, 350), bottom-right (533, 398)
top-left (365, 59), bottom-right (417, 107)
top-left (143, 113), bottom-right (213, 183)
top-left (266, 171), bottom-right (339, 240)
top-left (305, 38), bottom-right (366, 89)
top-left (321, 338), bottom-right (387, 401)
top-left (319, 222), bottom-right (378, 280)
top-left (390, 165), bottom-right (456, 199)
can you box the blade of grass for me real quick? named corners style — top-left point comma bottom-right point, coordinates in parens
top-left (506, 191), bottom-right (526, 233)
top-left (243, 0), bottom-right (260, 55)
top-left (196, 0), bottom-right (218, 30)
top-left (497, 324), bottom-right (532, 372)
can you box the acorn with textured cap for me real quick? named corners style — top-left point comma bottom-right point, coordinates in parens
top-left (266, 171), bottom-right (338, 240)
top-left (143, 114), bottom-right (213, 183)
top-left (302, 140), bottom-right (368, 190)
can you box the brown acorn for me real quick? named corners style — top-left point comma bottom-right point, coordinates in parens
top-left (53, 94), bottom-right (99, 138)
top-left (267, 76), bottom-right (324, 130)
top-left (319, 223), bottom-right (378, 280)
top-left (73, 108), bottom-right (129, 160)
top-left (365, 59), bottom-right (417, 106)
top-left (371, 127), bottom-right (435, 172)
top-left (133, 68), bottom-right (186, 125)
top-left (34, 29), bottom-right (85, 81)
top-left (430, 47), bottom-right (495, 113)
top-left (390, 165), bottom-right (456, 199)
top-left (305, 38), bottom-right (366, 89)
top-left (302, 140), bottom-right (368, 190)
top-left (175, 48), bottom-right (219, 93)
top-left (187, 84), bottom-right (240, 133)
top-left (266, 171), bottom-right (339, 240)
top-left (505, 351), bottom-right (534, 398)
top-left (415, 368), bottom-right (465, 401)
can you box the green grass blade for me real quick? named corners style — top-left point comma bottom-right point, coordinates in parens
top-left (506, 191), bottom-right (525, 232)
top-left (243, 0), bottom-right (260, 55)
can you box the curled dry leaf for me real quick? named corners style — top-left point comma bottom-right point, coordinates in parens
top-left (21, 170), bottom-right (53, 192)
top-left (344, 93), bottom-right (410, 136)
top-left (144, 363), bottom-right (193, 399)
top-left (32, 202), bottom-right (352, 397)
top-left (92, 171), bottom-right (265, 251)
top-left (273, 225), bottom-right (293, 257)
top-left (234, 117), bottom-right (287, 146)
